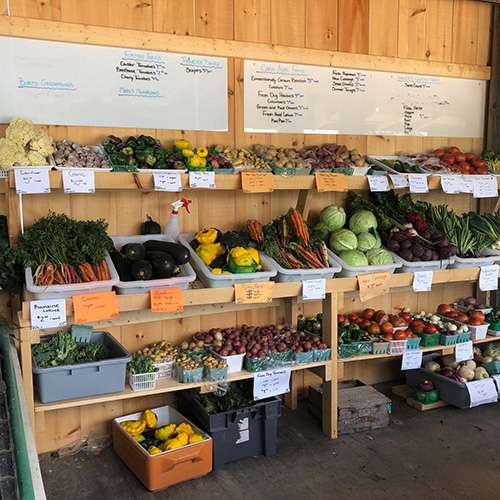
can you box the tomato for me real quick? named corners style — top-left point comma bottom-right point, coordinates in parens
top-left (413, 323), bottom-right (425, 334)
top-left (441, 154), bottom-right (456, 166)
top-left (446, 146), bottom-right (461, 154)
top-left (347, 314), bottom-right (360, 324)
top-left (468, 318), bottom-right (484, 326)
top-left (465, 152), bottom-right (476, 161)
top-left (470, 310), bottom-right (485, 322)
top-left (458, 161), bottom-right (470, 170)
top-left (373, 310), bottom-right (387, 323)
top-left (453, 152), bottom-right (466, 163)
top-left (378, 314), bottom-right (391, 325)
top-left (456, 313), bottom-right (469, 323)
top-left (445, 311), bottom-right (459, 318)
top-left (425, 324), bottom-right (438, 334)
top-left (409, 319), bottom-right (423, 328)
top-left (394, 330), bottom-right (407, 340)
top-left (437, 304), bottom-right (453, 315)
top-left (391, 315), bottom-right (407, 327)
top-left (400, 312), bottom-right (411, 324)
top-left (337, 314), bottom-right (346, 324)
top-left (380, 322), bottom-right (394, 335)
top-left (432, 149), bottom-right (445, 158)
top-left (404, 328), bottom-right (414, 338)
top-left (361, 308), bottom-right (375, 320)
top-left (477, 167), bottom-right (488, 175)
top-left (382, 333), bottom-right (394, 341)
top-left (360, 319), bottom-right (372, 330)
top-left (461, 169), bottom-right (470, 175)
top-left (367, 324), bottom-right (381, 335)
top-left (471, 157), bottom-right (486, 169)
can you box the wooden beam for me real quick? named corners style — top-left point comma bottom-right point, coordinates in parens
top-left (487, 5), bottom-right (500, 150)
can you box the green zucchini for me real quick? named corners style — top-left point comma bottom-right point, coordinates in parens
top-left (131, 260), bottom-right (153, 280)
top-left (145, 251), bottom-right (176, 278)
top-left (125, 243), bottom-right (146, 262)
top-left (143, 240), bottom-right (190, 265)
top-left (110, 249), bottom-right (133, 282)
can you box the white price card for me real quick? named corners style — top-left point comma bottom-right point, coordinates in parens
top-left (389, 174), bottom-right (409, 189)
top-left (401, 349), bottom-right (423, 371)
top-left (408, 174), bottom-right (429, 193)
top-left (253, 368), bottom-right (291, 401)
top-left (14, 167), bottom-right (51, 194)
top-left (189, 171), bottom-right (216, 189)
top-left (491, 374), bottom-right (500, 395)
top-left (455, 340), bottom-right (473, 362)
top-left (466, 378), bottom-right (498, 408)
top-left (473, 175), bottom-right (498, 199)
top-left (440, 176), bottom-right (462, 194)
top-left (367, 175), bottom-right (390, 192)
top-left (62, 169), bottom-right (95, 194)
top-left (479, 264), bottom-right (499, 292)
top-left (460, 176), bottom-right (474, 194)
top-left (302, 278), bottom-right (326, 301)
top-left (413, 271), bottom-right (433, 292)
top-left (153, 171), bottom-right (182, 192)
top-left (30, 299), bottom-right (66, 330)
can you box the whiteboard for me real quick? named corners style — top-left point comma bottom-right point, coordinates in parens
top-left (244, 60), bottom-right (486, 137)
top-left (0, 36), bottom-right (228, 131)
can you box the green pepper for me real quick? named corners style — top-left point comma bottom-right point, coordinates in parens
top-left (155, 148), bottom-right (168, 161)
top-left (154, 160), bottom-right (166, 170)
top-left (135, 151), bottom-right (147, 163)
top-left (145, 155), bottom-right (157, 167)
top-left (137, 135), bottom-right (157, 149)
top-left (103, 143), bottom-right (117, 154)
top-left (122, 147), bottom-right (134, 156)
top-left (143, 147), bottom-right (155, 156)
top-left (126, 140), bottom-right (137, 149)
top-left (110, 152), bottom-right (127, 165)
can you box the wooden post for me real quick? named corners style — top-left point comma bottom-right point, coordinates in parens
top-left (487, 5), bottom-right (500, 151)
top-left (17, 311), bottom-right (35, 426)
top-left (283, 297), bottom-right (299, 410)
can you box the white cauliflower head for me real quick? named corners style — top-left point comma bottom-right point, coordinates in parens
top-left (28, 128), bottom-right (54, 157)
top-left (0, 139), bottom-right (28, 169)
top-left (26, 150), bottom-right (49, 166)
top-left (5, 117), bottom-right (36, 147)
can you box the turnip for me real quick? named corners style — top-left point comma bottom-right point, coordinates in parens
top-left (257, 350), bottom-right (266, 358)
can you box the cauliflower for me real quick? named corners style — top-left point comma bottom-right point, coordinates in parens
top-left (29, 128), bottom-right (54, 157)
top-left (5, 117), bottom-right (36, 147)
top-left (0, 139), bottom-right (28, 169)
top-left (26, 150), bottom-right (49, 166)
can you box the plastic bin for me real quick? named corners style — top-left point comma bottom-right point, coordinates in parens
top-left (388, 250), bottom-right (453, 273)
top-left (32, 331), bottom-right (131, 403)
top-left (154, 360), bottom-right (174, 379)
top-left (338, 343), bottom-right (361, 359)
top-left (203, 365), bottom-right (228, 382)
top-left (467, 323), bottom-right (489, 340)
top-left (483, 361), bottom-right (500, 375)
top-left (327, 249), bottom-right (401, 278)
top-left (25, 251), bottom-right (119, 300)
top-left (129, 371), bottom-right (158, 391)
top-left (293, 350), bottom-right (314, 365)
top-left (177, 390), bottom-right (281, 470)
top-left (312, 347), bottom-right (331, 362)
top-left (178, 233), bottom-right (277, 288)
top-left (388, 339), bottom-right (407, 354)
top-left (456, 331), bottom-right (471, 343)
top-left (439, 333), bottom-right (458, 346)
top-left (449, 254), bottom-right (500, 269)
top-left (266, 253), bottom-right (341, 282)
top-left (113, 405), bottom-right (212, 491)
top-left (210, 350), bottom-right (245, 373)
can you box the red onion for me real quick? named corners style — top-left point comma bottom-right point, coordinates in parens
top-left (418, 380), bottom-right (434, 392)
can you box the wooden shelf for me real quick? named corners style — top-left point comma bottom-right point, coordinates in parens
top-left (33, 360), bottom-right (329, 413)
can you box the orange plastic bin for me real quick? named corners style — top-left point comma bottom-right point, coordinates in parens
top-left (112, 405), bottom-right (212, 491)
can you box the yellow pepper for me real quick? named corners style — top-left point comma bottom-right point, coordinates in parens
top-left (148, 445), bottom-right (163, 455)
top-left (182, 148), bottom-right (194, 157)
top-left (189, 155), bottom-right (202, 167)
top-left (197, 147), bottom-right (208, 158)
top-left (141, 409), bottom-right (157, 429)
top-left (176, 423), bottom-right (195, 436)
top-left (133, 435), bottom-right (145, 443)
top-left (154, 423), bottom-right (176, 442)
top-left (120, 419), bottom-right (146, 437)
top-left (189, 433), bottom-right (205, 444)
top-left (174, 140), bottom-right (190, 150)
top-left (196, 228), bottom-right (220, 244)
top-left (196, 243), bottom-right (219, 266)
top-left (230, 247), bottom-right (247, 259)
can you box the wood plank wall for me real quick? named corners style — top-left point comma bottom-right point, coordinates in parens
top-left (1, 0), bottom-right (493, 451)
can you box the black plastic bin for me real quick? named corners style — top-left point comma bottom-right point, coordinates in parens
top-left (177, 390), bottom-right (281, 469)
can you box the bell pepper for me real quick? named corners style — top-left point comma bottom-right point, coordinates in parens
top-left (196, 244), bottom-right (219, 266)
top-left (133, 434), bottom-right (146, 443)
top-left (135, 151), bottom-right (147, 163)
top-left (120, 419), bottom-right (146, 437)
top-left (175, 140), bottom-right (191, 150)
top-left (137, 135), bottom-right (158, 149)
top-left (122, 147), bottom-right (134, 156)
top-left (176, 432), bottom-right (189, 446)
top-left (188, 155), bottom-right (201, 167)
top-left (145, 154), bottom-right (157, 166)
top-left (197, 147), bottom-right (208, 158)
top-left (148, 445), bottom-right (163, 455)
top-left (182, 148), bottom-right (194, 158)
top-left (188, 433), bottom-right (205, 444)
top-left (126, 140), bottom-right (137, 149)
top-left (143, 147), bottom-right (155, 156)
top-left (141, 409), bottom-right (157, 429)
top-left (175, 423), bottom-right (195, 436)
top-left (154, 423), bottom-right (176, 442)
top-left (196, 228), bottom-right (219, 245)
top-left (164, 438), bottom-right (184, 450)
top-left (110, 152), bottom-right (127, 165)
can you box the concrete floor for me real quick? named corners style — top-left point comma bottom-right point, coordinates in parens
top-left (38, 382), bottom-right (500, 499)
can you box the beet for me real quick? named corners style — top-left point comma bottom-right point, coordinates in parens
top-left (392, 231), bottom-right (407, 243)
top-left (420, 231), bottom-right (431, 240)
top-left (400, 248), bottom-right (413, 261)
top-left (448, 244), bottom-right (458, 256)
top-left (439, 247), bottom-right (451, 259)
top-left (401, 239), bottom-right (412, 250)
top-left (421, 248), bottom-right (432, 261)
top-left (431, 250), bottom-right (439, 261)
top-left (437, 237), bottom-right (449, 248)
top-left (387, 240), bottom-right (400, 252)
top-left (412, 245), bottom-right (424, 257)
top-left (411, 256), bottom-right (421, 262)
top-left (431, 231), bottom-right (445, 242)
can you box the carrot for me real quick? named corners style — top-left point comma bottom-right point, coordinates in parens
top-left (246, 219), bottom-right (264, 243)
top-left (93, 264), bottom-right (102, 281)
top-left (82, 263), bottom-right (98, 281)
top-left (36, 262), bottom-right (55, 286)
top-left (290, 209), bottom-right (310, 247)
top-left (78, 264), bottom-right (92, 282)
top-left (53, 270), bottom-right (64, 285)
top-left (101, 260), bottom-right (110, 280)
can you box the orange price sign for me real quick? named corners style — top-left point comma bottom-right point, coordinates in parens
top-left (314, 172), bottom-right (348, 192)
top-left (357, 271), bottom-right (391, 302)
top-left (72, 291), bottom-right (119, 324)
top-left (234, 282), bottom-right (275, 304)
top-left (241, 171), bottom-right (274, 193)
top-left (150, 288), bottom-right (184, 313)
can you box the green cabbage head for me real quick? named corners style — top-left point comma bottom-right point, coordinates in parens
top-left (329, 229), bottom-right (358, 253)
top-left (349, 210), bottom-right (378, 235)
top-left (366, 248), bottom-right (394, 266)
top-left (339, 249), bottom-right (369, 267)
top-left (319, 205), bottom-right (346, 232)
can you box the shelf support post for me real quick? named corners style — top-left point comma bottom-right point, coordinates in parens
top-left (283, 297), bottom-right (299, 410)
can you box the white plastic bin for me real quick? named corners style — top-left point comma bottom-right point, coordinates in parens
top-left (178, 233), bottom-right (277, 288)
top-left (210, 349), bottom-right (245, 373)
top-left (388, 339), bottom-right (407, 354)
top-left (449, 254), bottom-right (500, 269)
top-left (388, 249), bottom-right (454, 273)
top-left (110, 235), bottom-right (196, 293)
top-left (128, 371), bottom-right (158, 391)
top-left (327, 249), bottom-right (401, 277)
top-left (266, 252), bottom-right (341, 282)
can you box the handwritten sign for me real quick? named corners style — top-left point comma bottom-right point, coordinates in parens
top-left (314, 172), bottom-right (348, 192)
top-left (150, 288), bottom-right (183, 313)
top-left (413, 271), bottom-right (433, 292)
top-left (491, 374), bottom-right (500, 395)
top-left (401, 349), bottom-right (423, 370)
top-left (473, 175), bottom-right (498, 199)
top-left (153, 171), bottom-right (182, 192)
top-left (241, 171), bottom-right (274, 193)
top-left (455, 340), bottom-right (473, 362)
top-left (479, 264), bottom-right (499, 292)
top-left (467, 378), bottom-right (498, 407)
top-left (189, 171), bottom-right (216, 189)
top-left (30, 299), bottom-right (66, 330)
top-left (367, 175), bottom-right (390, 192)
top-left (62, 169), bottom-right (95, 194)
top-left (460, 176), bottom-right (474, 194)
top-left (253, 368), bottom-right (291, 401)
top-left (302, 278), bottom-right (326, 301)
top-left (14, 167), bottom-right (51, 194)
top-left (72, 291), bottom-right (119, 324)
top-left (408, 174), bottom-right (429, 193)
top-left (389, 174), bottom-right (409, 189)
top-left (440, 175), bottom-right (462, 194)
top-left (358, 271), bottom-right (391, 302)
top-left (234, 282), bottom-right (274, 304)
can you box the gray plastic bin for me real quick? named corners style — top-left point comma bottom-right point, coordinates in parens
top-left (32, 331), bottom-right (132, 403)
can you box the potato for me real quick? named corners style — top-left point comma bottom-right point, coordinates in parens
top-left (354, 159), bottom-right (365, 167)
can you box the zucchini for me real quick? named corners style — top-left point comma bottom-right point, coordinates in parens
top-left (131, 260), bottom-right (153, 280)
top-left (125, 243), bottom-right (146, 262)
top-left (145, 251), bottom-right (176, 278)
top-left (110, 249), bottom-right (133, 282)
top-left (143, 240), bottom-right (190, 265)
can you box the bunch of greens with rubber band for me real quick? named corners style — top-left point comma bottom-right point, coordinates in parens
top-left (0, 215), bottom-right (24, 294)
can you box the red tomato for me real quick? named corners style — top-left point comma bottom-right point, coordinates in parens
top-left (381, 322), bottom-right (394, 335)
top-left (437, 304), bottom-right (453, 315)
top-left (400, 312), bottom-right (411, 324)
top-left (468, 318), bottom-right (484, 326)
top-left (477, 167), bottom-right (488, 175)
top-left (442, 154), bottom-right (456, 165)
top-left (382, 333), bottom-right (394, 341)
top-left (425, 324), bottom-right (438, 334)
top-left (445, 311), bottom-right (459, 318)
top-left (394, 330), bottom-right (407, 340)
top-left (461, 169), bottom-right (470, 175)
top-left (471, 157), bottom-right (486, 169)
top-left (409, 319), bottom-right (423, 328)
top-left (367, 324), bottom-right (381, 335)
top-left (360, 319), bottom-right (372, 330)
top-left (456, 313), bottom-right (469, 323)
top-left (470, 310), bottom-right (485, 322)
top-left (347, 314), bottom-right (360, 324)
top-left (337, 314), bottom-right (346, 324)
top-left (458, 161), bottom-right (470, 170)
top-left (373, 310), bottom-right (387, 323)
top-left (432, 149), bottom-right (445, 158)
top-left (446, 146), bottom-right (461, 154)
top-left (361, 308), bottom-right (375, 320)
top-left (465, 152), bottom-right (476, 161)
top-left (413, 323), bottom-right (425, 334)
top-left (453, 152), bottom-right (466, 163)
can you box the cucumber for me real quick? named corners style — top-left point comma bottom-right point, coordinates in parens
top-left (143, 240), bottom-right (190, 265)
top-left (131, 260), bottom-right (153, 280)
top-left (125, 243), bottom-right (146, 262)
top-left (145, 251), bottom-right (176, 278)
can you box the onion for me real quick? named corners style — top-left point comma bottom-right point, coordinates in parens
top-left (440, 367), bottom-right (454, 378)
top-left (419, 380), bottom-right (434, 392)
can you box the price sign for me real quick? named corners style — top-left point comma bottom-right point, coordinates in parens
top-left (413, 271), bottom-right (433, 292)
top-left (389, 174), bottom-right (409, 189)
top-left (189, 171), bottom-right (216, 189)
top-left (314, 172), bottom-right (348, 192)
top-left (241, 171), bottom-right (274, 193)
top-left (253, 368), bottom-right (291, 401)
top-left (72, 291), bottom-right (119, 324)
top-left (479, 264), bottom-right (499, 291)
top-left (460, 176), bottom-right (474, 194)
top-left (473, 175), bottom-right (498, 198)
top-left (401, 349), bottom-right (423, 370)
top-left (153, 171), bottom-right (182, 192)
top-left (150, 288), bottom-right (183, 312)
top-left (466, 378), bottom-right (498, 408)
top-left (62, 169), bottom-right (95, 194)
top-left (491, 374), bottom-right (500, 395)
top-left (14, 167), bottom-right (51, 194)
top-left (234, 282), bottom-right (274, 304)
top-left (408, 174), bottom-right (429, 193)
top-left (302, 278), bottom-right (326, 301)
top-left (358, 271), bottom-right (391, 302)
top-left (455, 340), bottom-right (473, 362)
top-left (367, 175), bottom-right (390, 192)
top-left (440, 176), bottom-right (462, 194)
top-left (30, 299), bottom-right (66, 330)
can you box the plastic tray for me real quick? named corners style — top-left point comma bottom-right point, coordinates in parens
top-left (367, 155), bottom-right (423, 176)
top-left (266, 252), bottom-right (341, 282)
top-left (483, 361), bottom-right (500, 375)
top-left (178, 233), bottom-right (277, 288)
top-left (51, 145), bottom-right (112, 171)
top-left (293, 350), bottom-right (314, 365)
top-left (210, 349), bottom-right (245, 373)
top-left (439, 333), bottom-right (458, 346)
top-left (153, 360), bottom-right (174, 379)
top-left (312, 347), bottom-right (331, 362)
top-left (449, 254), bottom-right (500, 269)
top-left (25, 251), bottom-right (119, 300)
top-left (244, 355), bottom-right (270, 372)
top-left (110, 235), bottom-right (196, 294)
top-left (32, 331), bottom-right (131, 403)
top-left (388, 249), bottom-right (453, 273)
top-left (413, 331), bottom-right (439, 347)
top-left (467, 323), bottom-right (489, 340)
top-left (129, 371), bottom-right (158, 391)
top-left (327, 248), bottom-right (401, 278)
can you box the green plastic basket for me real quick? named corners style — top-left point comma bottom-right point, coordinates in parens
top-left (330, 166), bottom-right (352, 175)
top-left (413, 387), bottom-right (440, 405)
top-left (203, 365), bottom-right (228, 381)
top-left (214, 168), bottom-right (234, 175)
top-left (269, 350), bottom-right (293, 363)
top-left (177, 366), bottom-right (203, 384)
top-left (488, 321), bottom-right (500, 331)
top-left (483, 361), bottom-right (500, 375)
top-left (244, 355), bottom-right (270, 372)
top-left (272, 166), bottom-right (295, 176)
top-left (371, 341), bottom-right (389, 355)
top-left (405, 337), bottom-right (421, 350)
top-left (293, 350), bottom-right (314, 365)
top-left (338, 343), bottom-right (361, 359)
top-left (456, 331), bottom-right (471, 343)
top-left (294, 167), bottom-right (312, 176)
top-left (358, 340), bottom-right (373, 355)
top-left (414, 331), bottom-right (439, 347)
top-left (312, 348), bottom-right (331, 362)
top-left (226, 254), bottom-right (259, 273)
top-left (368, 168), bottom-right (387, 176)
top-left (439, 333), bottom-right (458, 346)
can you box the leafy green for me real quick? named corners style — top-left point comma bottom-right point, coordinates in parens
top-left (127, 353), bottom-right (157, 374)
top-left (193, 380), bottom-right (255, 414)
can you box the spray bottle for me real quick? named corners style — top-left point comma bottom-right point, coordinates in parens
top-left (164, 198), bottom-right (192, 241)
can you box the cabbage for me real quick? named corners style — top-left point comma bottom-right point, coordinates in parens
top-left (349, 210), bottom-right (378, 235)
top-left (372, 230), bottom-right (381, 249)
top-left (357, 232), bottom-right (378, 253)
top-left (339, 249), bottom-right (369, 267)
top-left (312, 222), bottom-right (331, 242)
top-left (366, 248), bottom-right (394, 266)
top-left (329, 229), bottom-right (358, 253)
top-left (319, 205), bottom-right (346, 232)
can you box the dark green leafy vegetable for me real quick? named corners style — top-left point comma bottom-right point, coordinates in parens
top-left (127, 353), bottom-right (157, 374)
top-left (192, 380), bottom-right (255, 414)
